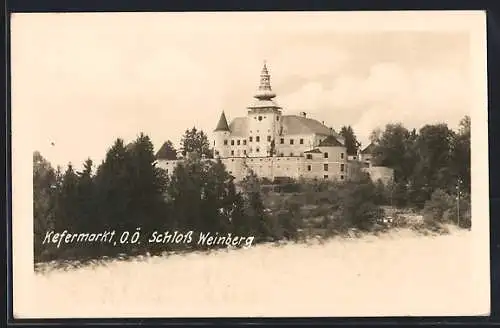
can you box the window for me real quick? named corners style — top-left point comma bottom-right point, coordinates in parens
top-left (324, 164), bottom-right (329, 171)
top-left (341, 153), bottom-right (344, 159)
top-left (341, 164), bottom-right (345, 172)
top-left (256, 136), bottom-right (260, 142)
top-left (249, 136), bottom-right (253, 142)
top-left (256, 148), bottom-right (260, 153)
top-left (243, 149), bottom-right (247, 155)
top-left (307, 165), bottom-right (311, 171)
top-left (290, 153), bottom-right (294, 157)
top-left (290, 139), bottom-right (294, 145)
top-left (276, 116), bottom-right (279, 121)
top-left (324, 152), bottom-right (329, 158)
top-left (224, 140), bottom-right (228, 145)
top-left (215, 150), bottom-right (220, 156)
top-left (237, 140), bottom-right (241, 145)
top-left (231, 150), bottom-right (234, 156)
top-left (258, 116), bottom-right (263, 121)
top-left (340, 175), bottom-right (344, 180)
top-left (306, 154), bottom-right (312, 160)
top-left (243, 140), bottom-right (247, 145)
top-left (324, 175), bottom-right (329, 179)
top-left (280, 138), bottom-right (284, 144)
top-left (300, 138), bottom-right (304, 144)
top-left (267, 136), bottom-right (271, 142)
top-left (280, 153), bottom-right (284, 157)
top-left (166, 169), bottom-right (169, 174)
top-left (231, 140), bottom-right (234, 146)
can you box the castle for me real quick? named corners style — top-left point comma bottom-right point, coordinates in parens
top-left (156, 63), bottom-right (393, 185)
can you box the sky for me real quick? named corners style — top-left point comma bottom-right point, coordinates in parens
top-left (11, 11), bottom-right (477, 171)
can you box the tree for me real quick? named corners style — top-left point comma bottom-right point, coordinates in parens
top-left (451, 116), bottom-right (471, 194)
top-left (55, 163), bottom-right (80, 232)
top-left (371, 123), bottom-right (416, 183)
top-left (180, 127), bottom-right (213, 158)
top-left (33, 151), bottom-right (58, 261)
top-left (94, 138), bottom-right (133, 235)
top-left (339, 125), bottom-right (361, 156)
top-left (127, 133), bottom-right (170, 237)
top-left (239, 170), bottom-right (270, 241)
top-left (411, 123), bottom-right (455, 196)
top-left (74, 158), bottom-right (95, 233)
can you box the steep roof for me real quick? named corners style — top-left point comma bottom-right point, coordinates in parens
top-left (304, 148), bottom-right (322, 153)
top-left (318, 135), bottom-right (344, 147)
top-left (155, 142), bottom-right (178, 160)
top-left (227, 114), bottom-right (340, 138)
top-left (361, 142), bottom-right (377, 154)
top-left (214, 111), bottom-right (230, 132)
top-left (228, 117), bottom-right (249, 137)
top-left (282, 115), bottom-right (334, 136)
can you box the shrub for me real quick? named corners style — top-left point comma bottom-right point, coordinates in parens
top-left (423, 189), bottom-right (454, 224)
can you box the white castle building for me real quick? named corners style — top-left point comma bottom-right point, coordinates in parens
top-left (157, 63), bottom-right (393, 185)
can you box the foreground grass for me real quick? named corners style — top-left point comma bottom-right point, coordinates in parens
top-left (21, 224), bottom-right (482, 318)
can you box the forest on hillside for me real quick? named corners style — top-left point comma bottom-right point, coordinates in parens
top-left (33, 116), bottom-right (471, 265)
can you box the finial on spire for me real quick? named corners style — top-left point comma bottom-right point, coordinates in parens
top-left (255, 61), bottom-right (275, 100)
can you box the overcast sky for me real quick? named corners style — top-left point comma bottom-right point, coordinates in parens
top-left (11, 12), bottom-right (478, 170)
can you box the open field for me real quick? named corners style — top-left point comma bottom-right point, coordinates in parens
top-left (21, 226), bottom-right (485, 318)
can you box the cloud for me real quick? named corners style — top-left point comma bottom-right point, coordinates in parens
top-left (278, 61), bottom-right (469, 146)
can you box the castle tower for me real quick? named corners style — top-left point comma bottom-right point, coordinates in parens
top-left (247, 61), bottom-right (282, 157)
top-left (213, 111), bottom-right (231, 158)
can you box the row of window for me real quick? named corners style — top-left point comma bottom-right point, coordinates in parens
top-left (306, 152), bottom-right (345, 160)
top-left (307, 163), bottom-right (345, 172)
top-left (223, 137), bottom-right (307, 145)
top-left (254, 115), bottom-right (281, 122)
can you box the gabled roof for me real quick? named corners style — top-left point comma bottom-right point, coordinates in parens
top-left (318, 135), bottom-right (343, 147)
top-left (304, 148), bottom-right (322, 153)
top-left (214, 111), bottom-right (230, 132)
top-left (281, 115), bottom-right (334, 136)
top-left (361, 142), bottom-right (377, 154)
top-left (155, 142), bottom-right (178, 160)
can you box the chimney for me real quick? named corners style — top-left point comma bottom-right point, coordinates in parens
top-left (300, 111), bottom-right (306, 118)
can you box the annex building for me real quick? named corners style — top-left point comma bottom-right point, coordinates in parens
top-left (157, 63), bottom-right (393, 185)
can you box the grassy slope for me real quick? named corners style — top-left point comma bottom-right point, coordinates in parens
top-left (24, 225), bottom-right (483, 318)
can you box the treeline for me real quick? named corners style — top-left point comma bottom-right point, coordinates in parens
top-left (339, 116), bottom-right (471, 227)
top-left (34, 131), bottom-right (294, 263)
top-left (34, 116), bottom-right (471, 263)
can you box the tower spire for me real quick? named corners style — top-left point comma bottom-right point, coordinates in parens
top-left (214, 110), bottom-right (230, 132)
top-left (255, 61), bottom-right (276, 100)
